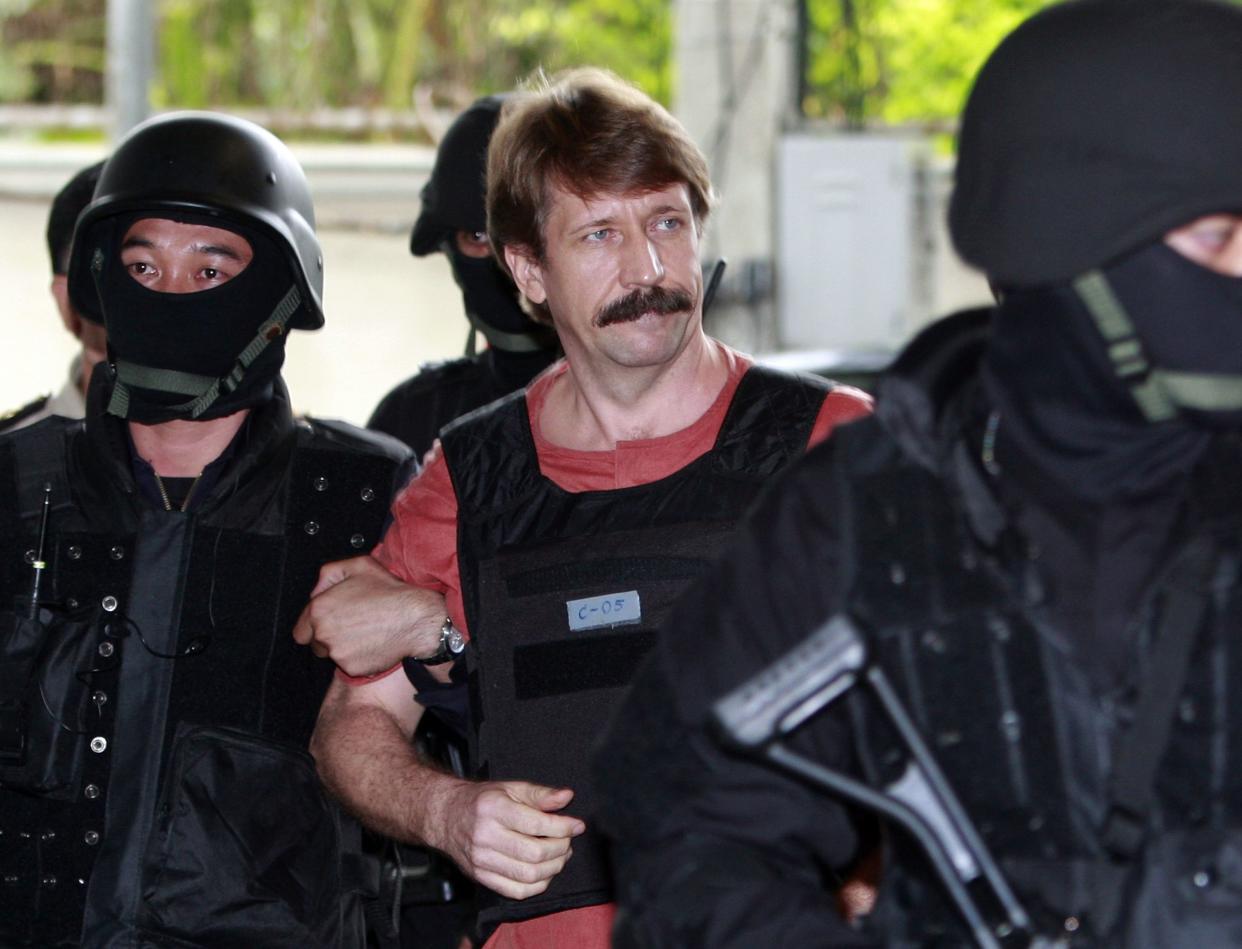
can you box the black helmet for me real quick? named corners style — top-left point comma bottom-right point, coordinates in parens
top-left (409, 95), bottom-right (507, 256)
top-left (950, 0), bottom-right (1242, 288)
top-left (68, 111), bottom-right (324, 329)
top-left (47, 160), bottom-right (104, 276)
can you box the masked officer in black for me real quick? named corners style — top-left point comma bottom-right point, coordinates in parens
top-left (593, 1), bottom-right (1242, 945)
top-left (0, 162), bottom-right (107, 434)
top-left (0, 112), bottom-right (409, 948)
top-left (367, 94), bottom-right (558, 460)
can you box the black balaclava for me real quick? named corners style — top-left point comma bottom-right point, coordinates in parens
top-left (91, 212), bottom-right (300, 424)
top-left (951, 0), bottom-right (1242, 289)
top-left (410, 94), bottom-right (554, 355)
top-left (981, 277), bottom-right (1212, 504)
top-left (951, 0), bottom-right (1242, 503)
top-left (444, 242), bottom-right (548, 350)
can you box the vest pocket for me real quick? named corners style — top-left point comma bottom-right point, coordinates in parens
top-left (138, 723), bottom-right (350, 948)
top-left (0, 608), bottom-right (98, 799)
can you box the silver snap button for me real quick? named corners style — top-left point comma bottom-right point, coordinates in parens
top-left (350, 533), bottom-right (366, 549)
top-left (84, 784), bottom-right (101, 800)
top-left (23, 549), bottom-right (35, 565)
top-left (1179, 698), bottom-right (1198, 723)
top-left (304, 521), bottom-right (320, 536)
top-left (313, 476), bottom-right (329, 492)
top-left (83, 830), bottom-right (100, 846)
top-left (68, 545), bottom-right (82, 560)
top-left (89, 737), bottom-right (107, 754)
top-left (101, 595), bottom-right (118, 613)
top-left (360, 486), bottom-right (375, 502)
top-left (1000, 711), bottom-right (1022, 740)
top-left (109, 546), bottom-right (124, 561)
top-left (97, 641), bottom-right (115, 658)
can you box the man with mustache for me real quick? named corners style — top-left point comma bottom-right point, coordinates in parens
top-left (297, 68), bottom-right (871, 949)
top-left (592, 1), bottom-right (1242, 945)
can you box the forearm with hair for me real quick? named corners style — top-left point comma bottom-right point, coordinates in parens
top-left (310, 685), bottom-right (467, 851)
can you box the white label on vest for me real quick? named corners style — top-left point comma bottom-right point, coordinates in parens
top-left (566, 591), bottom-right (642, 631)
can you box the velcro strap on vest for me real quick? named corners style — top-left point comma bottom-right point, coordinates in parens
top-left (514, 630), bottom-right (657, 700)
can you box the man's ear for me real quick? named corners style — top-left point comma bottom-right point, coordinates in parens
top-left (504, 245), bottom-right (547, 306)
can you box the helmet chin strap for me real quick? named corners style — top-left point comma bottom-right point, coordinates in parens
top-left (1072, 270), bottom-right (1242, 422)
top-left (463, 309), bottom-right (558, 356)
top-left (102, 276), bottom-right (302, 420)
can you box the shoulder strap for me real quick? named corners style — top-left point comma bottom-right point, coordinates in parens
top-left (1100, 535), bottom-right (1219, 859)
top-left (0, 394), bottom-right (51, 434)
top-left (712, 365), bottom-right (834, 478)
top-left (440, 391), bottom-right (541, 519)
top-left (10, 420), bottom-right (75, 521)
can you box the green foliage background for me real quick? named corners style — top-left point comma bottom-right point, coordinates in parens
top-left (2, 0), bottom-right (1143, 135)
top-left (803, 0), bottom-right (1053, 126)
top-left (0, 0), bottom-right (672, 128)
top-left (150, 0), bottom-right (672, 113)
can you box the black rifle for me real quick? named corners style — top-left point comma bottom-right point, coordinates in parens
top-left (713, 614), bottom-right (1046, 949)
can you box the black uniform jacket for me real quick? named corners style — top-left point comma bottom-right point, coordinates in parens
top-left (0, 377), bottom-right (410, 948)
top-left (594, 309), bottom-right (1242, 948)
top-left (368, 348), bottom-right (557, 460)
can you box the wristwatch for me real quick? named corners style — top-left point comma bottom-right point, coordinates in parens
top-left (412, 617), bottom-right (467, 665)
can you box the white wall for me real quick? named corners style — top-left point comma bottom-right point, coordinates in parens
top-left (0, 142), bottom-right (466, 427)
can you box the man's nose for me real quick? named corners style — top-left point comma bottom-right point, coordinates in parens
top-left (156, 267), bottom-right (197, 295)
top-left (618, 236), bottom-right (665, 288)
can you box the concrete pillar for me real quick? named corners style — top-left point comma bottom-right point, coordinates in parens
top-left (673, 0), bottom-right (799, 352)
top-left (106, 0), bottom-right (154, 140)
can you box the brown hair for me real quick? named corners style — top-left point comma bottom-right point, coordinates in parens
top-left (487, 67), bottom-right (715, 274)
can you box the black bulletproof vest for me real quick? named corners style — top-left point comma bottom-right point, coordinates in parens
top-left (440, 366), bottom-right (833, 931)
top-left (0, 418), bottom-right (401, 948)
top-left (833, 421), bottom-right (1242, 947)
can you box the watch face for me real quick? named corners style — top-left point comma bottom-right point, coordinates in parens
top-left (447, 627), bottom-right (466, 654)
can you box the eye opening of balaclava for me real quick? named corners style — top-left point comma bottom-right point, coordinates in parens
top-left (88, 210), bottom-right (301, 424)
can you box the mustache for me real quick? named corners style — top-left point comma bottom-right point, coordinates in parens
top-left (593, 286), bottom-right (695, 328)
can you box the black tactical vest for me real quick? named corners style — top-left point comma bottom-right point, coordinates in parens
top-left (832, 421), bottom-right (1242, 947)
top-left (0, 417), bottom-right (404, 948)
top-left (440, 366), bottom-right (833, 932)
